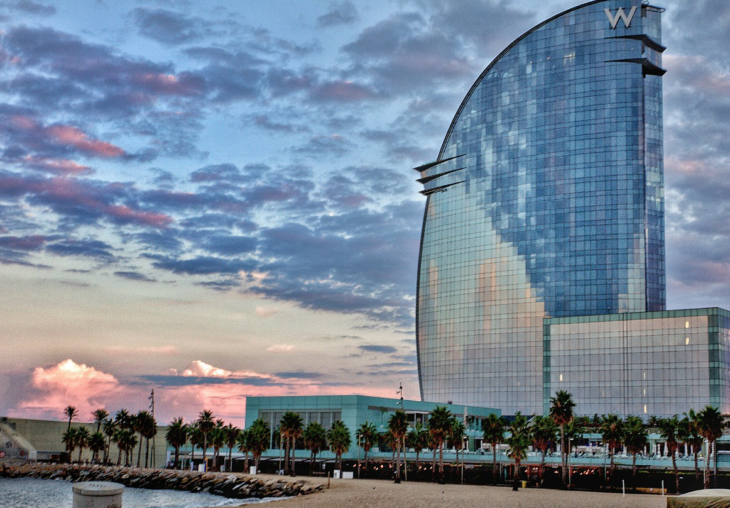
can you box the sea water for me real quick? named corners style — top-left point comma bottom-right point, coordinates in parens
top-left (0, 478), bottom-right (282, 508)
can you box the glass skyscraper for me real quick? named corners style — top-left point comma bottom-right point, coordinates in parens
top-left (416, 1), bottom-right (730, 416)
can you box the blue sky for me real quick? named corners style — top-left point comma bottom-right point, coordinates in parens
top-left (1, 0), bottom-right (729, 426)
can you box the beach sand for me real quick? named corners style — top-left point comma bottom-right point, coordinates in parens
top-left (220, 475), bottom-right (669, 508)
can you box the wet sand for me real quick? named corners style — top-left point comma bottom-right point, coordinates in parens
top-left (220, 475), bottom-right (668, 508)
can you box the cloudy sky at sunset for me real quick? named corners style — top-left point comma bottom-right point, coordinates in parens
top-left (1, 0), bottom-right (729, 427)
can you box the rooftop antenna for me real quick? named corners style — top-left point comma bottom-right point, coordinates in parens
top-left (149, 389), bottom-right (156, 468)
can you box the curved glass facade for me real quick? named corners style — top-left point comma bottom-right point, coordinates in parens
top-left (416, 1), bottom-right (666, 414)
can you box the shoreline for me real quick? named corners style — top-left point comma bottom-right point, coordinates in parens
top-left (0, 462), bottom-right (322, 500)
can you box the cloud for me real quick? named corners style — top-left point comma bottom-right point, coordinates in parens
top-left (0, 170), bottom-right (173, 229)
top-left (255, 306), bottom-right (279, 318)
top-left (47, 239), bottom-right (116, 261)
top-left (317, 1), bottom-right (358, 27)
top-left (266, 344), bottom-right (295, 353)
top-left (133, 8), bottom-right (214, 45)
top-left (104, 345), bottom-right (177, 355)
top-left (14, 359), bottom-right (126, 420)
top-left (1, 0), bottom-right (55, 16)
top-left (359, 344), bottom-right (398, 354)
top-left (114, 270), bottom-right (156, 282)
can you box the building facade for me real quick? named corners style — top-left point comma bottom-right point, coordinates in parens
top-left (415, 0), bottom-right (730, 416)
top-left (245, 395), bottom-right (499, 459)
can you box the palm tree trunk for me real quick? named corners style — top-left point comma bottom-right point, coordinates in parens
top-left (560, 424), bottom-right (566, 486)
top-left (117, 446), bottom-right (122, 466)
top-left (705, 441), bottom-right (711, 489)
top-left (202, 436), bottom-right (208, 471)
top-left (439, 442), bottom-right (444, 483)
top-left (632, 453), bottom-right (637, 477)
top-left (191, 444), bottom-right (196, 470)
top-left (245, 451), bottom-right (249, 474)
top-left (432, 447), bottom-right (436, 481)
top-left (540, 451), bottom-right (546, 486)
top-left (174, 446), bottom-right (180, 470)
top-left (493, 447), bottom-right (498, 484)
top-left (672, 452), bottom-right (679, 493)
top-left (137, 437), bottom-right (142, 467)
top-left (228, 447), bottom-right (232, 473)
top-left (395, 441), bottom-right (401, 482)
top-left (78, 447), bottom-right (83, 463)
top-left (284, 437), bottom-right (290, 475)
top-left (145, 438), bottom-right (150, 468)
top-left (694, 450), bottom-right (700, 480)
top-left (291, 437), bottom-right (297, 476)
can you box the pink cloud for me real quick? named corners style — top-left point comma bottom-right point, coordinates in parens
top-left (47, 125), bottom-right (125, 158)
top-left (13, 359), bottom-right (128, 421)
top-left (6, 359), bottom-right (399, 428)
top-left (267, 344), bottom-right (295, 353)
top-left (0, 172), bottom-right (173, 228)
top-left (22, 155), bottom-right (92, 175)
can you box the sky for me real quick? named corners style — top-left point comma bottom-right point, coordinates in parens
top-left (0, 0), bottom-right (729, 428)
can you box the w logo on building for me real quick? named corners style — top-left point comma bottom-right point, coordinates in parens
top-left (605, 6), bottom-right (638, 29)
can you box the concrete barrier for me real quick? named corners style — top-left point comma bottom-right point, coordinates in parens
top-left (72, 481), bottom-right (124, 508)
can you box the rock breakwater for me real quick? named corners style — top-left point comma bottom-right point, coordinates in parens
top-left (0, 463), bottom-right (323, 500)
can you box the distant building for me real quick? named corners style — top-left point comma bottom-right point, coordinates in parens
top-left (245, 395), bottom-right (499, 461)
top-left (414, 0), bottom-right (730, 416)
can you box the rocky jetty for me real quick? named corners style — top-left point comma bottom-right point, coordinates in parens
top-left (0, 463), bottom-right (323, 500)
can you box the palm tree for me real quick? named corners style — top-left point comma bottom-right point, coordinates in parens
top-left (91, 408), bottom-right (109, 434)
top-left (427, 432), bottom-right (439, 481)
top-left (406, 422), bottom-right (427, 469)
top-left (248, 419), bottom-right (271, 473)
top-left (114, 428), bottom-right (137, 466)
top-left (279, 412), bottom-right (303, 476)
top-left (530, 415), bottom-right (558, 485)
top-left (197, 409), bottom-right (215, 471)
top-left (697, 406), bottom-right (725, 489)
top-left (327, 420), bottom-right (351, 472)
top-left (356, 421), bottom-right (378, 475)
top-left (132, 412), bottom-right (144, 467)
top-left (623, 416), bottom-right (647, 478)
top-left (64, 406), bottom-right (79, 453)
top-left (506, 413), bottom-right (530, 489)
top-left (211, 420), bottom-right (226, 471)
top-left (166, 417), bottom-right (188, 470)
top-left (75, 427), bottom-right (90, 463)
top-left (224, 423), bottom-right (240, 472)
top-left (657, 416), bottom-right (681, 493)
top-left (64, 406), bottom-right (79, 433)
top-left (89, 432), bottom-right (106, 464)
top-left (134, 410), bottom-right (156, 468)
top-left (188, 422), bottom-right (203, 469)
top-left (427, 406), bottom-right (452, 483)
top-left (102, 419), bottom-right (116, 464)
top-left (679, 410), bottom-right (703, 481)
top-left (62, 427), bottom-right (78, 461)
top-left (448, 418), bottom-right (466, 481)
top-left (549, 391), bottom-right (575, 487)
top-left (388, 410), bottom-right (408, 483)
top-left (481, 413), bottom-right (505, 484)
top-left (601, 414), bottom-right (624, 478)
top-left (237, 429), bottom-right (251, 473)
top-left (144, 413), bottom-right (157, 468)
top-left (303, 422), bottom-right (327, 474)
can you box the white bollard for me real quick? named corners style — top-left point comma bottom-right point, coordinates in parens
top-left (73, 482), bottom-right (124, 508)
top-left (622, 480), bottom-right (625, 497)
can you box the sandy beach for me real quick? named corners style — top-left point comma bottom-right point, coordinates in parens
top-left (225, 475), bottom-right (668, 508)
